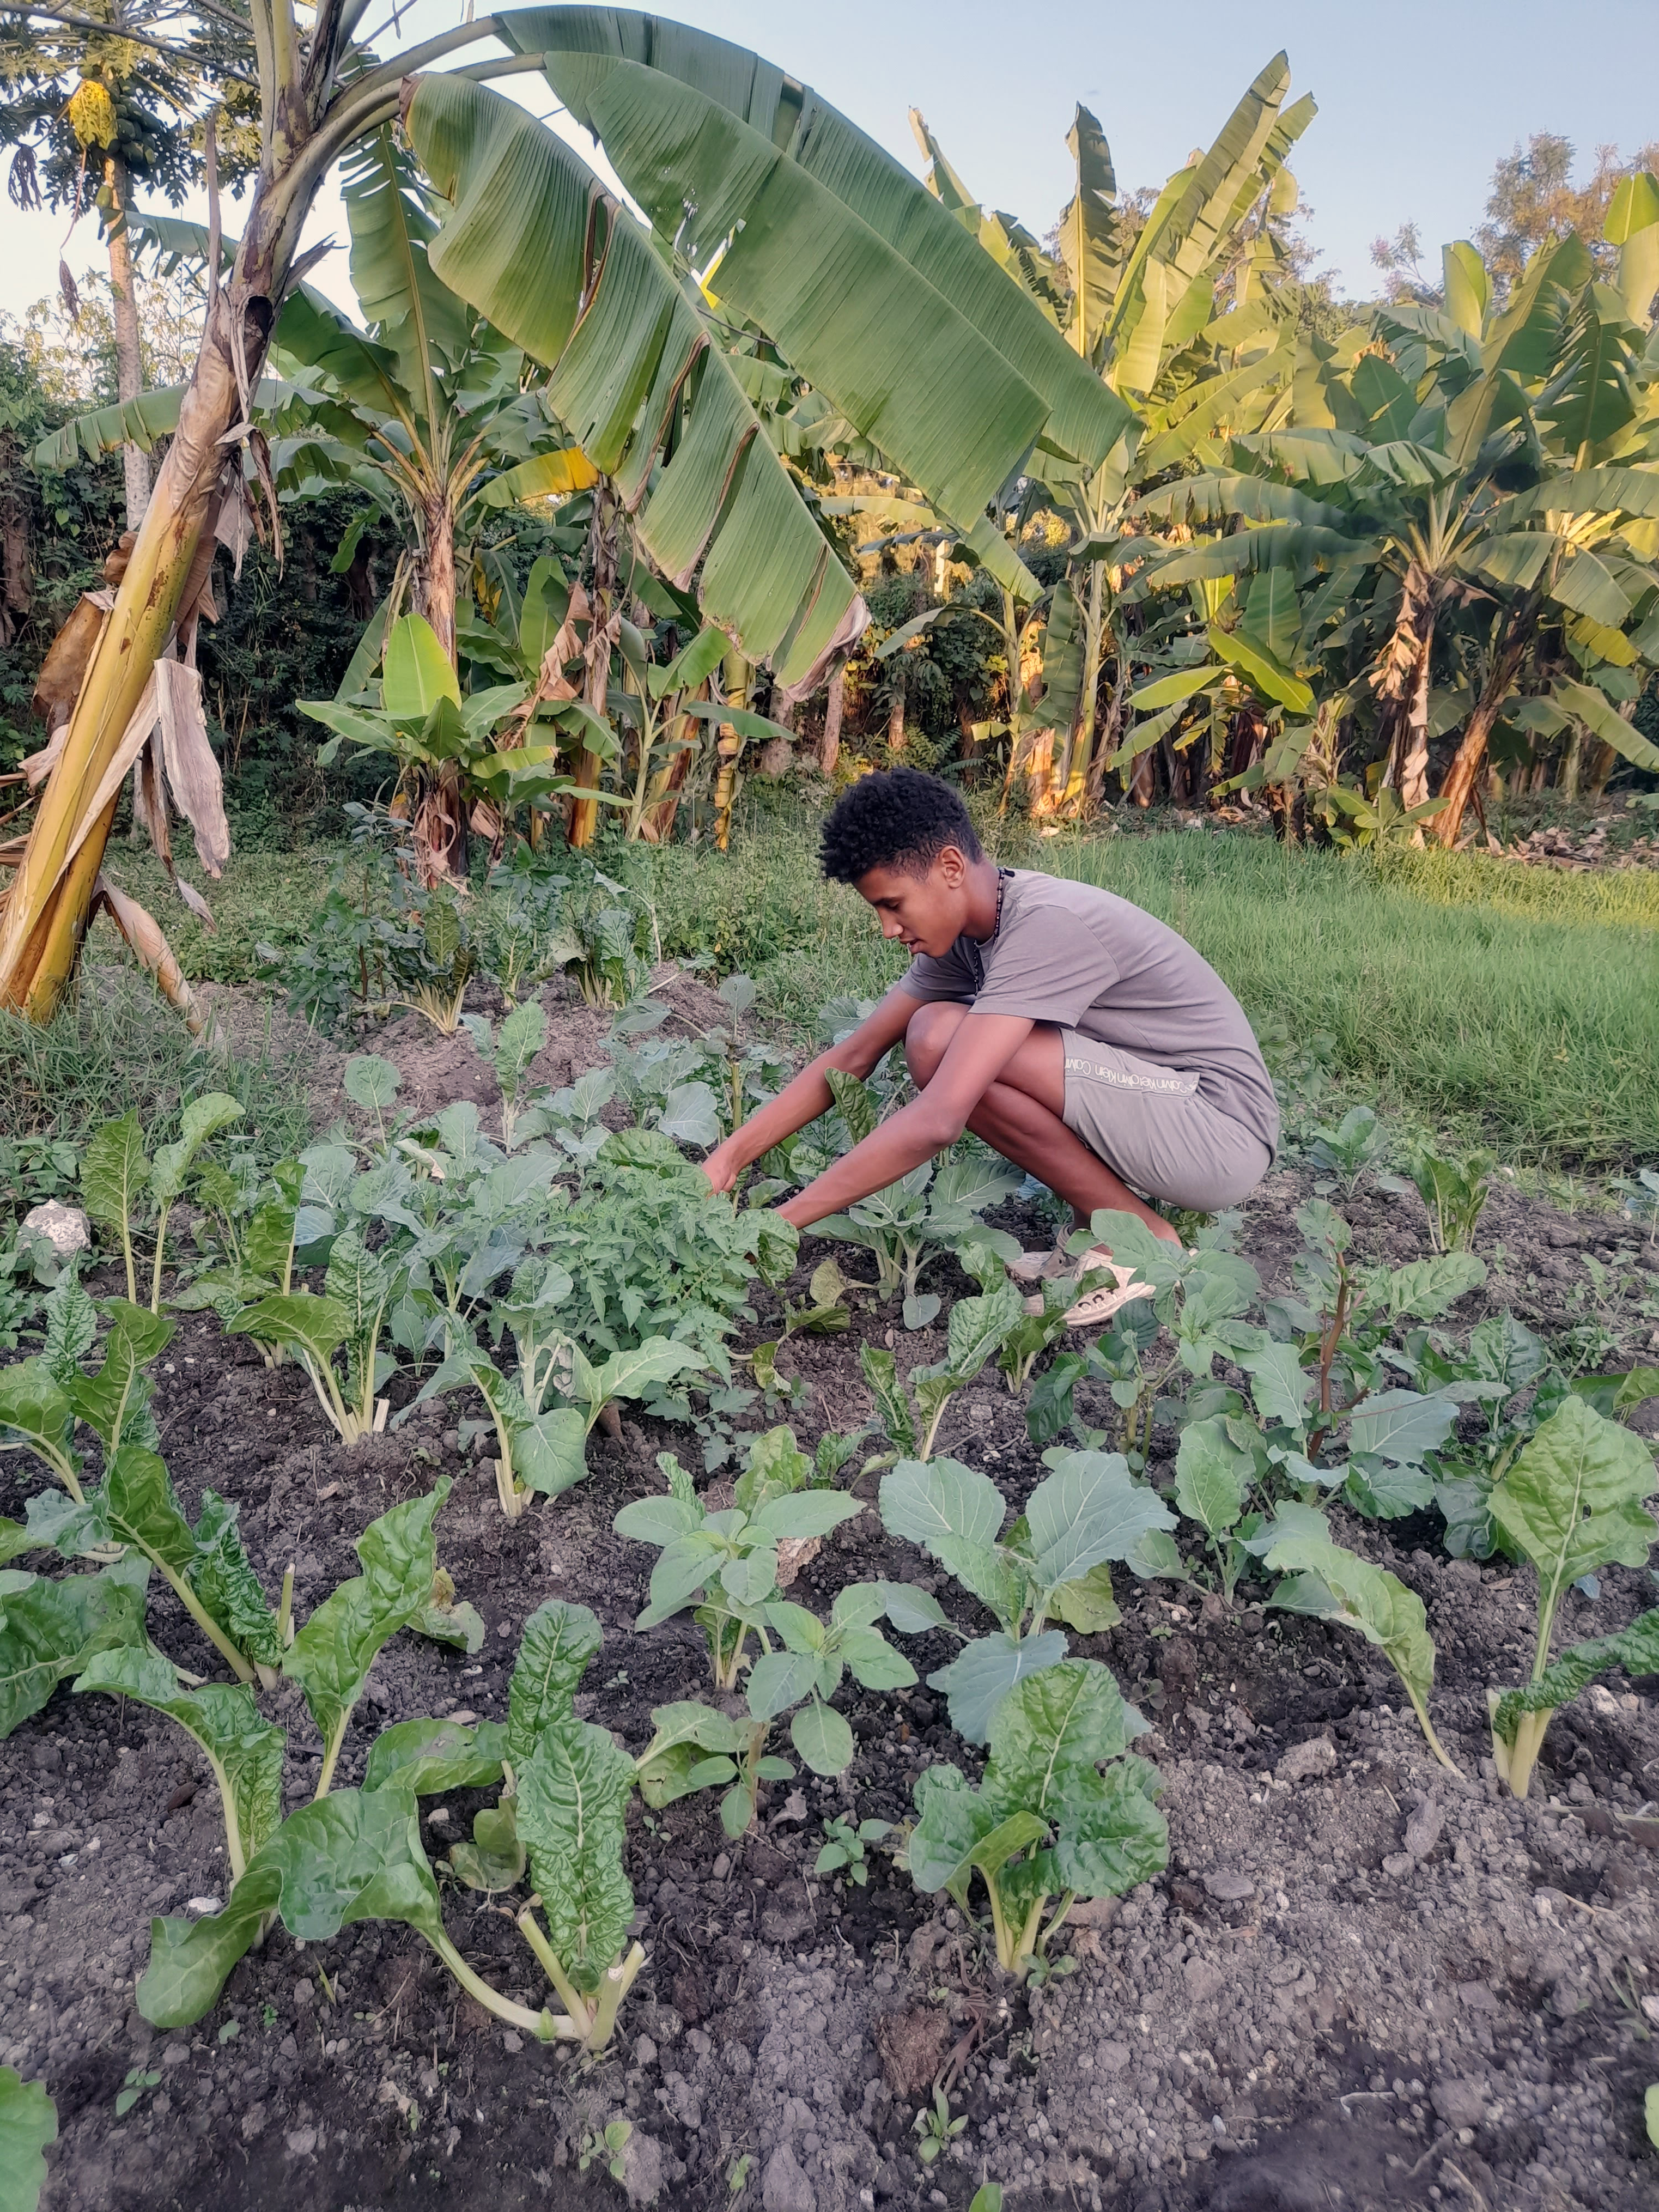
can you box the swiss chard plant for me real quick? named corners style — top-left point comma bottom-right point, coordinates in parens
top-left (1378, 1143), bottom-right (1494, 1255)
top-left (1480, 1397), bottom-right (1658, 1798)
top-left (0, 1551), bottom-right (151, 1737)
top-left (1304, 1104), bottom-right (1388, 1195)
top-left (878, 1451), bottom-right (1177, 1741)
top-left (906, 1659), bottom-right (1167, 1978)
top-left (98, 1568), bottom-right (648, 2053)
top-left (169, 1155), bottom-right (305, 1354)
top-left (858, 1273), bottom-right (1029, 1462)
top-left (1265, 1528), bottom-right (1457, 1770)
top-left (82, 1093), bottom-right (246, 1311)
top-left (228, 1225), bottom-right (400, 1447)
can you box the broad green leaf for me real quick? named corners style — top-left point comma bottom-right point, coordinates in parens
top-left (791, 1700), bottom-right (854, 1776)
top-left (1554, 678), bottom-right (1659, 774)
top-left (0, 2065), bottom-right (56, 2212)
top-left (732, 1424), bottom-right (812, 1512)
top-left (343, 1055), bottom-right (400, 1112)
top-left (1488, 1399), bottom-right (1656, 1622)
top-left (1384, 1255), bottom-right (1486, 1320)
top-left (518, 1717), bottom-right (636, 1987)
top-left (1025, 1451), bottom-right (1176, 1590)
top-left (508, 1599), bottom-right (603, 1763)
top-left (1264, 1534), bottom-right (1438, 1720)
top-left (151, 1094), bottom-right (243, 1206)
top-left (411, 1596), bottom-right (486, 1655)
top-left (81, 1111), bottom-right (150, 1238)
top-left (1491, 1606), bottom-right (1659, 1745)
top-left (614, 1495), bottom-right (702, 1548)
top-left (1048, 1563), bottom-right (1122, 1634)
top-left (1174, 1417), bottom-right (1251, 1541)
top-left (405, 76), bottom-right (859, 697)
top-left (637, 1533), bottom-right (724, 1627)
top-left (515, 1405), bottom-right (590, 1497)
top-left (227, 1292), bottom-right (350, 1370)
top-left (593, 1337), bottom-right (706, 1407)
top-left (67, 1301), bottom-right (172, 1456)
top-left (188, 1491), bottom-right (284, 1672)
top-left (1047, 1762), bottom-right (1171, 1901)
top-left (1239, 1344), bottom-right (1313, 1433)
top-left (1570, 1367), bottom-right (1659, 1420)
top-left (507, 9), bottom-right (1129, 470)
top-left (40, 1281), bottom-right (98, 1384)
top-left (100, 1444), bottom-right (195, 1576)
top-left (1127, 1527), bottom-right (1185, 1582)
top-left (926, 1630), bottom-right (1068, 1746)
top-left (880, 1457), bottom-right (1005, 1554)
top-left (72, 1648), bottom-right (284, 1868)
top-left (0, 1557), bottom-right (149, 1740)
top-left (0, 1362), bottom-right (72, 1473)
top-left (363, 1716), bottom-right (509, 1795)
top-left (283, 1485), bottom-right (450, 1750)
top-left (984, 1659), bottom-right (1146, 1818)
top-left (874, 1581), bottom-right (952, 1636)
top-left (141, 1789), bottom-right (446, 2028)
top-left (941, 1281), bottom-right (1027, 1383)
top-left (908, 1769), bottom-right (1048, 1902)
top-left (836, 1623), bottom-right (917, 1692)
top-left (1346, 1389), bottom-right (1459, 1467)
top-left (746, 1650), bottom-right (821, 1721)
top-left (859, 1344), bottom-right (916, 1456)
top-left (751, 1491), bottom-right (862, 1542)
top-left (382, 613), bottom-right (461, 717)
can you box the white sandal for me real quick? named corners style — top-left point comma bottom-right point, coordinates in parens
top-left (1023, 1244), bottom-right (1153, 1327)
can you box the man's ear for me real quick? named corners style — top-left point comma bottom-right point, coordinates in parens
top-left (935, 843), bottom-right (969, 888)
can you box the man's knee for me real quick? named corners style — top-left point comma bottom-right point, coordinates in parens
top-left (904, 1000), bottom-right (964, 1087)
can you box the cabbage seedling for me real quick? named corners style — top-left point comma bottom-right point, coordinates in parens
top-left (879, 1451), bottom-right (1176, 1741)
top-left (906, 1660), bottom-right (1166, 1977)
top-left (460, 1001), bottom-right (550, 1150)
top-left (1483, 1398), bottom-right (1658, 1798)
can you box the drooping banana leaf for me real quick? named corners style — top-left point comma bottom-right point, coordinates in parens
top-left (404, 72), bottom-right (863, 696)
top-left (496, 7), bottom-right (1131, 469)
top-left (1057, 104), bottom-right (1121, 362)
top-left (34, 387), bottom-right (187, 471)
top-left (341, 126), bottom-right (476, 439)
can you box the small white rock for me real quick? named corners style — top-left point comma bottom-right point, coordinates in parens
top-left (20, 1201), bottom-right (90, 1256)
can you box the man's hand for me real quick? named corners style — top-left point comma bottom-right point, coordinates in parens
top-left (701, 1137), bottom-right (744, 1196)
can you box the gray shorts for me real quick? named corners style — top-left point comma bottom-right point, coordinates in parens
top-left (1059, 1031), bottom-right (1272, 1213)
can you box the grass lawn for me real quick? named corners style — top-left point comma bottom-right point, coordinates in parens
top-left (64, 807), bottom-right (1659, 1169)
top-left (645, 809), bottom-right (1659, 1168)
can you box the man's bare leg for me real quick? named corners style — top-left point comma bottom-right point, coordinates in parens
top-left (903, 1002), bottom-right (1180, 1245)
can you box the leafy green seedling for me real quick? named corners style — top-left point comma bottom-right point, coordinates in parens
top-left (1380, 1143), bottom-right (1493, 1255)
top-left (816, 1815), bottom-right (891, 1885)
top-left (229, 1224), bottom-right (400, 1447)
top-left (879, 1451), bottom-right (1175, 1740)
top-left (816, 1081), bottom-right (1021, 1320)
top-left (83, 1094), bottom-right (245, 1311)
top-left (1306, 1104), bottom-right (1387, 1195)
top-left (460, 1001), bottom-right (549, 1150)
top-left (0, 1282), bottom-right (171, 1504)
top-left (907, 1660), bottom-right (1167, 1976)
top-left (859, 1274), bottom-right (1028, 1461)
top-left (617, 1431), bottom-right (864, 1686)
top-left (0, 2070), bottom-right (55, 2212)
top-left (415, 1284), bottom-right (703, 1516)
top-left (579, 2120), bottom-right (632, 2179)
top-left (1482, 1398), bottom-right (1658, 1797)
top-left (1491, 1606), bottom-right (1659, 1803)
top-left (1265, 1532), bottom-right (1457, 1770)
top-left (0, 1555), bottom-right (150, 1738)
top-left (114, 2065), bottom-right (161, 2119)
top-left (129, 1593), bottom-right (647, 2055)
top-left (914, 2086), bottom-right (966, 2164)
top-left (171, 1158), bottom-right (305, 1360)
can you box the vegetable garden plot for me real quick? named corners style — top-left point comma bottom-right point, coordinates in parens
top-left (1, 982), bottom-right (1657, 2212)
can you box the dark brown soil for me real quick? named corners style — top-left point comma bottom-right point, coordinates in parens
top-left (4, 986), bottom-right (1657, 2212)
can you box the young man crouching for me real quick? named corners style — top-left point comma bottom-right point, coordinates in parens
top-left (701, 769), bottom-right (1279, 1325)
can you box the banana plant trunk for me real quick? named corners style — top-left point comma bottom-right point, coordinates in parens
top-left (1375, 562), bottom-right (1439, 811)
top-left (1059, 557), bottom-right (1106, 813)
top-left (568, 485), bottom-right (618, 849)
top-left (104, 153), bottom-right (152, 530)
top-left (408, 497), bottom-right (468, 886)
top-left (0, 110), bottom-right (325, 1020)
top-left (1433, 602), bottom-right (1535, 849)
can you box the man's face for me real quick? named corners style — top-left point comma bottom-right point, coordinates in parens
top-left (855, 848), bottom-right (970, 959)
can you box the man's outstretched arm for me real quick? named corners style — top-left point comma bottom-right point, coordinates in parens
top-left (700, 982), bottom-right (920, 1196)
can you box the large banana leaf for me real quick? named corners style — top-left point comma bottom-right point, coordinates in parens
top-left (404, 74), bottom-right (862, 696)
top-left (533, 52), bottom-right (1045, 526)
top-left (342, 127), bottom-right (475, 435)
top-left (1058, 105), bottom-right (1120, 361)
top-left (35, 387), bottom-right (187, 470)
top-left (497, 7), bottom-right (1131, 470)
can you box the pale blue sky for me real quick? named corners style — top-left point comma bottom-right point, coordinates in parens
top-left (5, 0), bottom-right (1658, 332)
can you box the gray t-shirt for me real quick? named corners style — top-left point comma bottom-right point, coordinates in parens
top-left (900, 867), bottom-right (1279, 1156)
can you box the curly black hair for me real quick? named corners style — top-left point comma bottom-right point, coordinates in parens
top-left (819, 769), bottom-right (983, 883)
